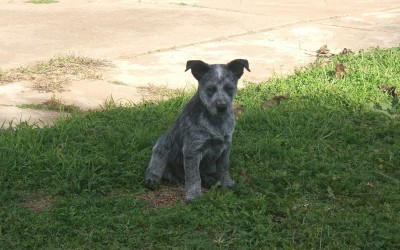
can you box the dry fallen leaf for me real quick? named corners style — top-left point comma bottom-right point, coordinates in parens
top-left (340, 48), bottom-right (354, 55)
top-left (335, 63), bottom-right (346, 79)
top-left (316, 45), bottom-right (334, 58)
top-left (366, 182), bottom-right (375, 189)
top-left (233, 102), bottom-right (245, 118)
top-left (274, 93), bottom-right (291, 102)
top-left (379, 84), bottom-right (398, 98)
top-left (317, 45), bottom-right (329, 54)
top-left (263, 99), bottom-right (279, 109)
top-left (239, 170), bottom-right (250, 181)
top-left (42, 100), bottom-right (53, 107)
top-left (262, 93), bottom-right (290, 109)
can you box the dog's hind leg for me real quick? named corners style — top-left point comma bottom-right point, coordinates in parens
top-left (145, 136), bottom-right (169, 190)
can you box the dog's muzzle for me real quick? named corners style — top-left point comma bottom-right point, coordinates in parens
top-left (216, 101), bottom-right (228, 113)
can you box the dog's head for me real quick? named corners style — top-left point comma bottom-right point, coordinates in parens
top-left (185, 59), bottom-right (250, 116)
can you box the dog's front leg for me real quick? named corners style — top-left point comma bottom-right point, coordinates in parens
top-left (183, 147), bottom-right (202, 203)
top-left (145, 136), bottom-right (168, 190)
top-left (216, 146), bottom-right (236, 189)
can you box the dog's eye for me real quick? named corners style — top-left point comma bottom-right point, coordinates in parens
top-left (224, 85), bottom-right (234, 95)
top-left (207, 86), bottom-right (217, 94)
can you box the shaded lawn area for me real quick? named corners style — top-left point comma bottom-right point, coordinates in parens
top-left (0, 47), bottom-right (399, 249)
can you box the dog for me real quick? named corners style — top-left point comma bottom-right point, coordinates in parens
top-left (145, 59), bottom-right (250, 203)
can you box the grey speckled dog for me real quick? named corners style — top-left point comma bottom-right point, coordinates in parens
top-left (145, 59), bottom-right (250, 203)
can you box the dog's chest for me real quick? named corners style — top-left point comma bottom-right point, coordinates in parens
top-left (201, 132), bottom-right (231, 162)
top-left (202, 114), bottom-right (233, 147)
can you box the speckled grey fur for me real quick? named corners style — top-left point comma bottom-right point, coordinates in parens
top-left (145, 59), bottom-right (250, 203)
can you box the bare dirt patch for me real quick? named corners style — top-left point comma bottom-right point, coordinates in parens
top-left (137, 184), bottom-right (186, 208)
top-left (137, 184), bottom-right (211, 208)
top-left (20, 192), bottom-right (56, 212)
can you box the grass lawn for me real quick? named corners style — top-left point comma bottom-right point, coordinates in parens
top-left (1, 47), bottom-right (399, 249)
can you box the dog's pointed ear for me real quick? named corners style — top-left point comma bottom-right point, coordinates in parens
top-left (227, 59), bottom-right (250, 79)
top-left (185, 60), bottom-right (211, 81)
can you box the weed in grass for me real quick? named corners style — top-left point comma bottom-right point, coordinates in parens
top-left (99, 95), bottom-right (137, 110)
top-left (0, 70), bottom-right (6, 78)
top-left (137, 84), bottom-right (187, 102)
top-left (99, 95), bottom-right (118, 110)
top-left (17, 95), bottom-right (81, 113)
top-left (27, 0), bottom-right (58, 4)
top-left (109, 80), bottom-right (128, 86)
top-left (0, 47), bottom-right (399, 249)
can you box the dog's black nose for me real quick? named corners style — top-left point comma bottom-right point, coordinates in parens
top-left (216, 101), bottom-right (228, 113)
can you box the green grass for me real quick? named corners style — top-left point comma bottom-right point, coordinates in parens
top-left (1, 47), bottom-right (399, 249)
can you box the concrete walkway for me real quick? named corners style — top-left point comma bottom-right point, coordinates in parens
top-left (1, 0), bottom-right (400, 126)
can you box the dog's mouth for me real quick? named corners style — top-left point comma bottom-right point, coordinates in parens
top-left (215, 101), bottom-right (229, 114)
top-left (216, 106), bottom-right (228, 114)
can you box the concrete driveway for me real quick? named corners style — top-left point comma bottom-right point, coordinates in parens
top-left (1, 0), bottom-right (400, 126)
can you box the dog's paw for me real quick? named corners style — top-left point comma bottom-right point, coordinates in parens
top-left (145, 178), bottom-right (160, 191)
top-left (185, 184), bottom-right (201, 204)
top-left (145, 171), bottom-right (161, 190)
top-left (185, 198), bottom-right (195, 205)
top-left (185, 193), bottom-right (201, 204)
top-left (222, 179), bottom-right (236, 190)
